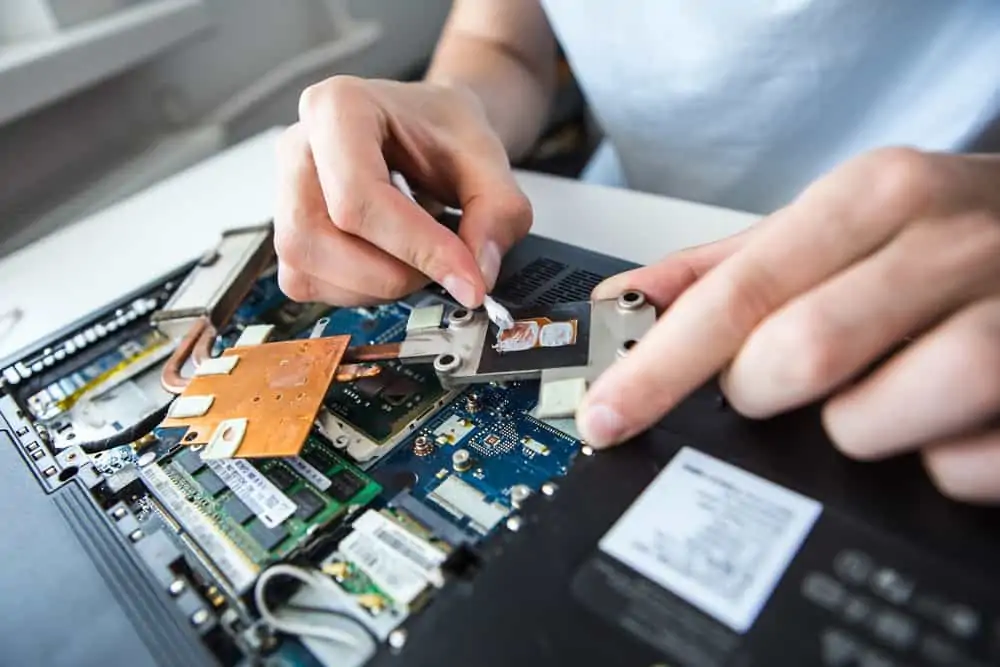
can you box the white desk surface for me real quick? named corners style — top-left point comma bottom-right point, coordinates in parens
top-left (0, 127), bottom-right (757, 360)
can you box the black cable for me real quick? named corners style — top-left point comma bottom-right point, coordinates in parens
top-left (77, 400), bottom-right (173, 454)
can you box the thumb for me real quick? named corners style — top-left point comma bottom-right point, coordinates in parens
top-left (592, 228), bottom-right (755, 311)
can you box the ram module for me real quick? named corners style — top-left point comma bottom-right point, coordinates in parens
top-left (142, 437), bottom-right (381, 593)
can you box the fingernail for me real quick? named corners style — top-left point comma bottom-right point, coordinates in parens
top-left (442, 274), bottom-right (478, 308)
top-left (477, 241), bottom-right (502, 289)
top-left (577, 402), bottom-right (625, 448)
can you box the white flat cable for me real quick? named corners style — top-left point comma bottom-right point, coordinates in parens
top-left (254, 564), bottom-right (376, 655)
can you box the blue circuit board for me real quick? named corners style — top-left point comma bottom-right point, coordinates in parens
top-left (214, 274), bottom-right (412, 354)
top-left (213, 273), bottom-right (289, 354)
top-left (207, 274), bottom-right (581, 540)
top-left (232, 272), bottom-right (287, 324)
top-left (373, 381), bottom-right (580, 536)
top-left (303, 302), bottom-right (411, 345)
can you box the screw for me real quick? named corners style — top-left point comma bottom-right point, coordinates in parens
top-left (506, 516), bottom-right (523, 532)
top-left (413, 435), bottom-right (434, 457)
top-left (617, 339), bottom-right (638, 358)
top-left (617, 290), bottom-right (646, 311)
top-left (452, 448), bottom-right (472, 472)
top-left (449, 308), bottom-right (473, 326)
top-left (388, 629), bottom-right (407, 650)
top-left (510, 484), bottom-right (531, 507)
top-left (434, 353), bottom-right (461, 374)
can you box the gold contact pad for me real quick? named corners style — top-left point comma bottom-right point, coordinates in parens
top-left (162, 335), bottom-right (350, 458)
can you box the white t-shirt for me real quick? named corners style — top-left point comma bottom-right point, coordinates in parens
top-left (540, 0), bottom-right (1000, 214)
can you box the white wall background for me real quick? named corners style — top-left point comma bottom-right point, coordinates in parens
top-left (0, 0), bottom-right (451, 255)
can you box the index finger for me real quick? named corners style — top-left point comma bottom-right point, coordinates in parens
top-left (298, 78), bottom-right (486, 307)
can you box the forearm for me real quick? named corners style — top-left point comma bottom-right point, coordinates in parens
top-left (425, 1), bottom-right (556, 161)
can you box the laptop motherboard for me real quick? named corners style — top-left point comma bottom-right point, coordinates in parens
top-left (0, 227), bottom-right (597, 667)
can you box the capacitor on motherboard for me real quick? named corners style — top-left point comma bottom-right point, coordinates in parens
top-left (465, 392), bottom-right (482, 413)
top-left (452, 448), bottom-right (472, 472)
top-left (413, 435), bottom-right (434, 457)
top-left (510, 484), bottom-right (532, 508)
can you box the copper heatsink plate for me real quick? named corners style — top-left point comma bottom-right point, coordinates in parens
top-left (161, 335), bottom-right (350, 458)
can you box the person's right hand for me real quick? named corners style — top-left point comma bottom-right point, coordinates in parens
top-left (274, 76), bottom-right (533, 309)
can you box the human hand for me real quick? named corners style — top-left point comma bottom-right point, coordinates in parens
top-left (274, 76), bottom-right (532, 308)
top-left (577, 148), bottom-right (1000, 503)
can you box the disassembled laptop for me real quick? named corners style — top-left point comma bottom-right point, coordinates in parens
top-left (0, 223), bottom-right (655, 666)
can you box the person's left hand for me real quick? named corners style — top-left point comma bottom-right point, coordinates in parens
top-left (576, 147), bottom-right (1000, 503)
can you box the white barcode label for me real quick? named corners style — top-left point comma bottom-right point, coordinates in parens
top-left (354, 510), bottom-right (446, 584)
top-left (599, 447), bottom-right (822, 633)
top-left (206, 459), bottom-right (296, 528)
top-left (340, 530), bottom-right (427, 605)
top-left (286, 457), bottom-right (331, 491)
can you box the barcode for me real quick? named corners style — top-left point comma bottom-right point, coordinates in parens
top-left (352, 509), bottom-right (446, 581)
top-left (356, 541), bottom-right (379, 567)
top-left (353, 535), bottom-right (384, 571)
top-left (286, 457), bottom-right (331, 491)
top-left (205, 459), bottom-right (296, 528)
top-left (374, 526), bottom-right (438, 571)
